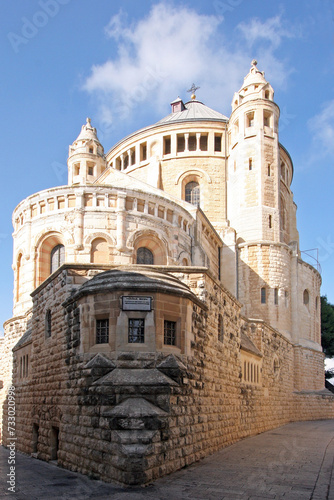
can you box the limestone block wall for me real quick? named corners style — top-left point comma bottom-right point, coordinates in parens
top-left (294, 259), bottom-right (321, 347)
top-left (106, 130), bottom-right (228, 226)
top-left (279, 145), bottom-right (298, 246)
top-left (294, 345), bottom-right (325, 391)
top-left (227, 95), bottom-right (280, 243)
top-left (12, 185), bottom-right (201, 316)
top-left (4, 265), bottom-right (333, 486)
top-left (0, 312), bottom-right (31, 442)
top-left (237, 243), bottom-right (292, 336)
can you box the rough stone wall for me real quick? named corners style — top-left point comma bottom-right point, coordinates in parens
top-left (294, 345), bottom-right (325, 391)
top-left (0, 313), bottom-right (31, 442)
top-left (4, 267), bottom-right (334, 486)
top-left (296, 259), bottom-right (321, 346)
top-left (238, 243), bottom-right (292, 334)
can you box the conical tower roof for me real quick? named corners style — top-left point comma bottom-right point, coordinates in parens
top-left (75, 117), bottom-right (100, 143)
top-left (239, 59), bottom-right (268, 91)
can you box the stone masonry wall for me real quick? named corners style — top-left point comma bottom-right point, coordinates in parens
top-left (0, 312), bottom-right (31, 443)
top-left (4, 266), bottom-right (334, 486)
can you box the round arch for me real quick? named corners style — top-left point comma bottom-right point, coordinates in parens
top-left (90, 238), bottom-right (109, 264)
top-left (175, 168), bottom-right (212, 186)
top-left (84, 232), bottom-right (116, 247)
top-left (128, 230), bottom-right (168, 265)
top-left (35, 232), bottom-right (65, 287)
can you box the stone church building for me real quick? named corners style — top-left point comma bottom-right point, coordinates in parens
top-left (1, 61), bottom-right (333, 485)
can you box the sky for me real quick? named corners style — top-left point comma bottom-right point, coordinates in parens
top-left (1, 0), bottom-right (334, 336)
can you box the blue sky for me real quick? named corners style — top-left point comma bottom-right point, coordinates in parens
top-left (1, 0), bottom-right (334, 335)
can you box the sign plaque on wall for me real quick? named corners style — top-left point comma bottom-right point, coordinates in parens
top-left (121, 296), bottom-right (152, 311)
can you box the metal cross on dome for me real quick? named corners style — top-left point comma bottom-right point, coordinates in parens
top-left (187, 83), bottom-right (200, 100)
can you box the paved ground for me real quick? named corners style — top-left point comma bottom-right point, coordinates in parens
top-left (1, 420), bottom-right (334, 500)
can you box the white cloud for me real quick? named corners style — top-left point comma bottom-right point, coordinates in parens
top-left (237, 14), bottom-right (300, 49)
top-left (83, 4), bottom-right (300, 131)
top-left (308, 100), bottom-right (334, 160)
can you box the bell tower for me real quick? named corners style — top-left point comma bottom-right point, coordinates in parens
top-left (227, 60), bottom-right (280, 243)
top-left (68, 118), bottom-right (106, 185)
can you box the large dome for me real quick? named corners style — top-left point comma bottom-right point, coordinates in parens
top-left (156, 99), bottom-right (228, 125)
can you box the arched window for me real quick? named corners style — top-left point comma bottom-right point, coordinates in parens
top-left (50, 244), bottom-right (65, 274)
top-left (185, 181), bottom-right (200, 206)
top-left (280, 196), bottom-right (286, 231)
top-left (303, 289), bottom-right (310, 306)
top-left (91, 238), bottom-right (108, 264)
top-left (45, 309), bottom-right (52, 338)
top-left (136, 247), bottom-right (154, 265)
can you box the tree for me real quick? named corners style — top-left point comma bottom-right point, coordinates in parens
top-left (321, 295), bottom-right (334, 357)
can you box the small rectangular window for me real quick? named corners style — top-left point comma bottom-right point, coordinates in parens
top-left (261, 287), bottom-right (266, 304)
top-left (214, 134), bottom-right (222, 152)
top-left (200, 134), bottom-right (208, 151)
top-left (268, 164), bottom-right (271, 176)
top-left (140, 142), bottom-right (147, 161)
top-left (164, 320), bottom-right (176, 345)
top-left (188, 134), bottom-right (196, 151)
top-left (128, 319), bottom-right (145, 343)
top-left (177, 134), bottom-right (185, 153)
top-left (263, 110), bottom-right (272, 128)
top-left (269, 215), bottom-right (272, 228)
top-left (246, 112), bottom-right (254, 127)
top-left (249, 158), bottom-right (252, 170)
top-left (88, 166), bottom-right (94, 176)
top-left (164, 136), bottom-right (171, 155)
top-left (96, 319), bottom-right (109, 344)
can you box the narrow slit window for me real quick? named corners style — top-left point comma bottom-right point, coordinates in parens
top-left (46, 309), bottom-right (52, 338)
top-left (249, 158), bottom-right (253, 170)
top-left (261, 287), bottom-right (266, 304)
top-left (274, 288), bottom-right (278, 305)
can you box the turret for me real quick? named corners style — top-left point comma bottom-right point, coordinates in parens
top-left (68, 118), bottom-right (106, 185)
top-left (227, 60), bottom-right (280, 243)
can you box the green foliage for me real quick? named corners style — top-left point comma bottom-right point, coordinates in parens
top-left (321, 296), bottom-right (334, 357)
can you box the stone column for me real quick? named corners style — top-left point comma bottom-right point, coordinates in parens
top-left (127, 150), bottom-right (132, 167)
top-left (196, 133), bottom-right (201, 151)
top-left (116, 192), bottom-right (127, 251)
top-left (184, 133), bottom-right (189, 152)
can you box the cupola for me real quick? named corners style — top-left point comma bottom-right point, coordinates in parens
top-left (68, 118), bottom-right (107, 186)
top-left (231, 60), bottom-right (275, 111)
